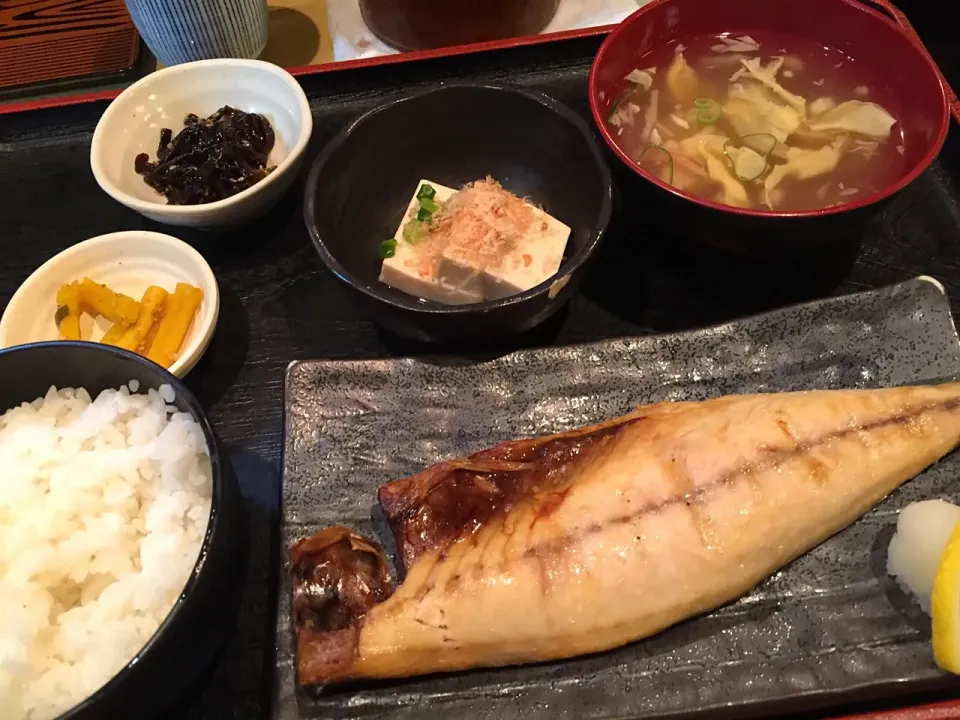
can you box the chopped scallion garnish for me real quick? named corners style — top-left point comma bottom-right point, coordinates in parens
top-left (693, 98), bottom-right (722, 124)
top-left (607, 89), bottom-right (639, 123)
top-left (416, 207), bottom-right (433, 222)
top-left (378, 239), bottom-right (397, 259)
top-left (722, 138), bottom-right (771, 183)
top-left (740, 132), bottom-right (778, 158)
top-left (416, 184), bottom-right (436, 200)
top-left (637, 144), bottom-right (675, 185)
top-left (402, 219), bottom-right (427, 245)
top-left (419, 197), bottom-right (440, 214)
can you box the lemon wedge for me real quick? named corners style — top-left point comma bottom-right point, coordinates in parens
top-left (931, 521), bottom-right (960, 673)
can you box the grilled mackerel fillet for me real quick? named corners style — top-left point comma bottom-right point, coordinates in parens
top-left (290, 383), bottom-right (960, 686)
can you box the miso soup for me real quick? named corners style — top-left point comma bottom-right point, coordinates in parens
top-left (605, 31), bottom-right (905, 212)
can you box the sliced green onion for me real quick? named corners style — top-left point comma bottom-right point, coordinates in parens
top-left (378, 239), bottom-right (397, 259)
top-left (694, 98), bottom-right (722, 124)
top-left (402, 219), bottom-right (427, 245)
top-left (740, 132), bottom-right (778, 158)
top-left (722, 140), bottom-right (768, 183)
top-left (721, 133), bottom-right (779, 183)
top-left (419, 197), bottom-right (440, 214)
top-left (416, 207), bottom-right (433, 222)
top-left (637, 144), bottom-right (675, 185)
top-left (607, 88), bottom-right (639, 123)
top-left (416, 183), bottom-right (436, 200)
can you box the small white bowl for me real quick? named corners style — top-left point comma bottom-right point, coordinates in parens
top-left (0, 231), bottom-right (219, 378)
top-left (90, 59), bottom-right (313, 228)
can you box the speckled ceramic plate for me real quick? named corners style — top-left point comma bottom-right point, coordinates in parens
top-left (277, 276), bottom-right (960, 720)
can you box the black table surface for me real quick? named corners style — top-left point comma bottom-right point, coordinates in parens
top-left (2, 3), bottom-right (960, 718)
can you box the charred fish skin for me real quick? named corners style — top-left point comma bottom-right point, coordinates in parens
top-left (288, 527), bottom-right (394, 686)
top-left (377, 415), bottom-right (634, 574)
top-left (292, 383), bottom-right (960, 687)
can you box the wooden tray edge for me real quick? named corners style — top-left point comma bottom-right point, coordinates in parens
top-left (0, 24), bottom-right (614, 116)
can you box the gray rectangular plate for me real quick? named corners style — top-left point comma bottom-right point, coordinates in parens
top-left (277, 276), bottom-right (960, 720)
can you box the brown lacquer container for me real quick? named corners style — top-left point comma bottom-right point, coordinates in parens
top-left (0, 0), bottom-right (139, 91)
top-left (359, 0), bottom-right (561, 51)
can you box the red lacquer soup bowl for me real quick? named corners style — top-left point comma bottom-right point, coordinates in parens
top-left (589, 0), bottom-right (952, 255)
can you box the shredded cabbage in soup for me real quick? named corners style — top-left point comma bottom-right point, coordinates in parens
top-left (606, 32), bottom-right (904, 212)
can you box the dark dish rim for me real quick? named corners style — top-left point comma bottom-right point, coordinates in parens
top-left (0, 341), bottom-right (224, 720)
top-left (587, 0), bottom-right (951, 220)
top-left (303, 82), bottom-right (614, 316)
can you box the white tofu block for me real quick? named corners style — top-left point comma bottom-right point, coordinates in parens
top-left (378, 179), bottom-right (483, 305)
top-left (438, 205), bottom-right (571, 301)
top-left (378, 177), bottom-right (571, 305)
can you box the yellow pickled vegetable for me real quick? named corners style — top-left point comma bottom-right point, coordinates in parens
top-left (56, 282), bottom-right (81, 314)
top-left (78, 278), bottom-right (140, 327)
top-left (147, 283), bottom-right (203, 369)
top-left (57, 314), bottom-right (82, 341)
top-left (101, 323), bottom-right (127, 346)
top-left (56, 282), bottom-right (83, 341)
top-left (138, 316), bottom-right (163, 356)
top-left (114, 286), bottom-right (168, 352)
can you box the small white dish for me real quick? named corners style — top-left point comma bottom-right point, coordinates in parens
top-left (90, 59), bottom-right (312, 228)
top-left (0, 231), bottom-right (219, 378)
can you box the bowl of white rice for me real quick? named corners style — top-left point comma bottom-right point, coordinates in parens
top-left (0, 341), bottom-right (245, 720)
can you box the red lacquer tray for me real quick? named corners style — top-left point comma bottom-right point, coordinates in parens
top-left (2, 0), bottom-right (956, 120)
top-left (836, 701), bottom-right (960, 720)
top-left (0, 20), bottom-right (618, 113)
top-left (0, 20), bottom-right (620, 111)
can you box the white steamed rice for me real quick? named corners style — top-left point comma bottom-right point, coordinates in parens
top-left (0, 383), bottom-right (213, 720)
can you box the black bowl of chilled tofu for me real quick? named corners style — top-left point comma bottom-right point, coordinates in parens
top-left (304, 83), bottom-right (614, 344)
